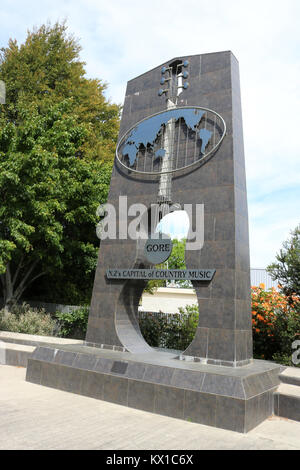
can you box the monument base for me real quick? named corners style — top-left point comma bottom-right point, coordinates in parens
top-left (26, 343), bottom-right (281, 433)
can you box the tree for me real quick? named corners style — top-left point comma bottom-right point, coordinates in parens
top-left (167, 238), bottom-right (187, 270)
top-left (0, 21), bottom-right (120, 162)
top-left (0, 22), bottom-right (120, 311)
top-left (267, 225), bottom-right (300, 299)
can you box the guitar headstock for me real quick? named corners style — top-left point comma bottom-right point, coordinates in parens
top-left (158, 59), bottom-right (189, 103)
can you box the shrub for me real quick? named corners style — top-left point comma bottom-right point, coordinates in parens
top-left (138, 304), bottom-right (199, 351)
top-left (0, 303), bottom-right (56, 336)
top-left (267, 224), bottom-right (300, 299)
top-left (55, 306), bottom-right (89, 339)
top-left (138, 313), bottom-right (164, 348)
top-left (167, 304), bottom-right (199, 350)
top-left (139, 287), bottom-right (300, 366)
top-left (252, 284), bottom-right (300, 366)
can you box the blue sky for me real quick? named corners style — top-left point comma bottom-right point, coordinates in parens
top-left (1, 0), bottom-right (299, 267)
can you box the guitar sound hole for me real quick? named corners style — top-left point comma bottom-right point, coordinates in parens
top-left (137, 211), bottom-right (199, 353)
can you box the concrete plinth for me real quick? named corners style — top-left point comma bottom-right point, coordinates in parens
top-left (26, 344), bottom-right (281, 433)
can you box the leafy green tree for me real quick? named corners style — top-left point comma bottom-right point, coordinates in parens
top-left (0, 98), bottom-right (112, 310)
top-left (55, 306), bottom-right (90, 340)
top-left (0, 22), bottom-right (120, 311)
top-left (267, 225), bottom-right (300, 299)
top-left (0, 21), bottom-right (120, 162)
top-left (167, 238), bottom-right (187, 270)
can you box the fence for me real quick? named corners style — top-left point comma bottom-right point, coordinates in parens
top-left (250, 268), bottom-right (278, 289)
top-left (137, 310), bottom-right (186, 324)
top-left (137, 309), bottom-right (197, 351)
top-left (0, 269), bottom-right (278, 315)
top-left (0, 299), bottom-right (83, 314)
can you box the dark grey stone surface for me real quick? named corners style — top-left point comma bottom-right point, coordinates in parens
top-left (103, 374), bottom-right (128, 406)
top-left (216, 396), bottom-right (245, 432)
top-left (32, 346), bottom-right (56, 362)
top-left (54, 350), bottom-right (77, 366)
top-left (128, 379), bottom-right (155, 412)
top-left (85, 51), bottom-right (252, 366)
top-left (58, 364), bottom-right (84, 394)
top-left (184, 390), bottom-right (216, 427)
top-left (273, 392), bottom-right (279, 416)
top-left (4, 348), bottom-right (31, 368)
top-left (26, 344), bottom-right (281, 433)
top-left (201, 373), bottom-right (245, 399)
top-left (26, 359), bottom-right (42, 384)
top-left (94, 357), bottom-right (114, 373)
top-left (126, 362), bottom-right (147, 380)
top-left (73, 353), bottom-right (98, 371)
top-left (171, 369), bottom-right (205, 392)
top-left (111, 361), bottom-right (128, 375)
top-left (143, 365), bottom-right (174, 386)
top-left (155, 385), bottom-right (185, 420)
top-left (80, 370), bottom-right (105, 400)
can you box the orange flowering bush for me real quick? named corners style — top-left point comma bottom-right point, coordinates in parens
top-left (252, 283), bottom-right (300, 365)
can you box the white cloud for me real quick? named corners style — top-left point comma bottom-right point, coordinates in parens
top-left (158, 211), bottom-right (190, 240)
top-left (249, 189), bottom-right (300, 267)
top-left (0, 0), bottom-right (299, 267)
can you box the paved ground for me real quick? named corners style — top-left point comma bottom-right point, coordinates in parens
top-left (0, 365), bottom-right (300, 450)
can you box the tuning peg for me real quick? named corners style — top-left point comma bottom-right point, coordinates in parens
top-left (158, 88), bottom-right (168, 96)
top-left (161, 66), bottom-right (172, 74)
top-left (160, 77), bottom-right (171, 85)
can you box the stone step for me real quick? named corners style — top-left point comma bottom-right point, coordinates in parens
top-left (279, 367), bottom-right (300, 387)
top-left (0, 341), bottom-right (35, 367)
top-left (274, 383), bottom-right (300, 422)
top-left (0, 331), bottom-right (83, 367)
top-left (0, 330), bottom-right (83, 348)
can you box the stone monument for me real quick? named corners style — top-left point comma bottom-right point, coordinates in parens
top-left (26, 51), bottom-right (281, 433)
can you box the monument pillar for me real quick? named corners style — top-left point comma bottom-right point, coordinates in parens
top-left (26, 52), bottom-right (281, 433)
top-left (86, 51), bottom-right (252, 366)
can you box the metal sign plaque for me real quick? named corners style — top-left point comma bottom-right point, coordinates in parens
top-left (144, 234), bottom-right (172, 264)
top-left (106, 269), bottom-right (216, 281)
top-left (116, 106), bottom-right (226, 175)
